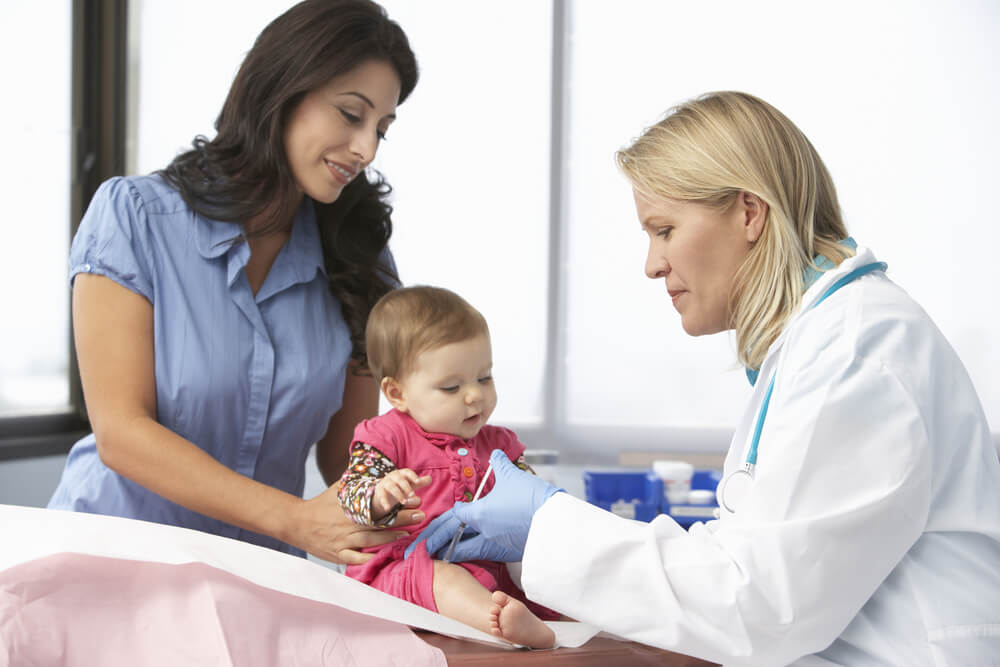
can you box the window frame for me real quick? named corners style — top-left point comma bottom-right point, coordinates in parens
top-left (19, 1), bottom-right (988, 468)
top-left (0, 0), bottom-right (126, 462)
top-left (517, 0), bottom-right (733, 466)
top-left (0, 0), bottom-right (726, 466)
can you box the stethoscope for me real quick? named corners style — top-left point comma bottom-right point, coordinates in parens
top-left (718, 260), bottom-right (888, 514)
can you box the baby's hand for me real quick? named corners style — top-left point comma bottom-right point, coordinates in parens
top-left (373, 469), bottom-right (430, 521)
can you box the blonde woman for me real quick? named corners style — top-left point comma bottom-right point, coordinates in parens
top-left (410, 92), bottom-right (1000, 664)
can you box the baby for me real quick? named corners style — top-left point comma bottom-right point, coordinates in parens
top-left (338, 285), bottom-right (558, 648)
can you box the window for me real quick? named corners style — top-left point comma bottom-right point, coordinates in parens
top-left (76, 0), bottom-right (1000, 457)
top-left (0, 3), bottom-right (73, 418)
top-left (1, 1), bottom-right (123, 462)
top-left (7, 0), bottom-right (996, 464)
top-left (563, 1), bottom-right (1000, 460)
top-left (369, 1), bottom-right (553, 426)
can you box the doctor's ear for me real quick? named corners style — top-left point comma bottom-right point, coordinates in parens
top-left (740, 191), bottom-right (768, 244)
top-left (381, 376), bottom-right (408, 412)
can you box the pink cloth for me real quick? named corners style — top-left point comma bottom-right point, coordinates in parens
top-left (345, 410), bottom-right (559, 620)
top-left (0, 552), bottom-right (446, 667)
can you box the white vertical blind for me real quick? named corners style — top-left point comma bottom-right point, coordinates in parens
top-left (370, 0), bottom-right (552, 425)
top-left (0, 3), bottom-right (72, 416)
top-left (132, 1), bottom-right (295, 173)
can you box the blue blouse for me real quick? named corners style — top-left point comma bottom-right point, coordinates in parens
top-left (48, 174), bottom-right (376, 555)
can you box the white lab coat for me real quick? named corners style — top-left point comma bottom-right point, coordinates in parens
top-left (521, 246), bottom-right (1000, 665)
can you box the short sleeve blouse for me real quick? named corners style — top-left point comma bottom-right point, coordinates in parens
top-left (48, 174), bottom-right (384, 555)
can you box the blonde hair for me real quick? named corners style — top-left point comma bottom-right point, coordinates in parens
top-left (365, 285), bottom-right (490, 381)
top-left (616, 91), bottom-right (852, 370)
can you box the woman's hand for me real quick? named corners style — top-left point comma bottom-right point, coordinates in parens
top-left (288, 478), bottom-right (431, 565)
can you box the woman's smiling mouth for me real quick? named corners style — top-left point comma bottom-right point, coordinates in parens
top-left (325, 160), bottom-right (356, 184)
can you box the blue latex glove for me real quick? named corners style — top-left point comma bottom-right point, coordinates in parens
top-left (405, 449), bottom-right (562, 562)
top-left (405, 511), bottom-right (522, 563)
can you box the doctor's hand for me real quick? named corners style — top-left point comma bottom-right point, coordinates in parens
top-left (404, 449), bottom-right (562, 563)
top-left (290, 479), bottom-right (429, 566)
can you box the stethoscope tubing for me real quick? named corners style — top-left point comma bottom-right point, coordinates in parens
top-left (719, 261), bottom-right (887, 514)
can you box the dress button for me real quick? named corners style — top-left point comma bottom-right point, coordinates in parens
top-left (457, 448), bottom-right (469, 456)
top-left (463, 466), bottom-right (475, 478)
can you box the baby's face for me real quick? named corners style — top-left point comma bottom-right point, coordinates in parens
top-left (396, 334), bottom-right (497, 439)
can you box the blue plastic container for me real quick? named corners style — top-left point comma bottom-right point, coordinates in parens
top-left (691, 469), bottom-right (722, 492)
top-left (670, 469), bottom-right (722, 528)
top-left (583, 470), bottom-right (662, 521)
top-left (582, 468), bottom-right (724, 526)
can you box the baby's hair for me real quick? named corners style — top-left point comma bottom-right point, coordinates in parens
top-left (365, 286), bottom-right (490, 381)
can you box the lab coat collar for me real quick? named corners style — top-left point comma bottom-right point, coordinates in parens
top-left (747, 243), bottom-right (882, 386)
top-left (798, 243), bottom-right (879, 312)
top-left (802, 237), bottom-right (858, 290)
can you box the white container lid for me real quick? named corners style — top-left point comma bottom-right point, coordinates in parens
top-left (687, 489), bottom-right (717, 505)
top-left (652, 460), bottom-right (694, 480)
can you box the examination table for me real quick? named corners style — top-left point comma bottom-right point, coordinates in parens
top-left (0, 504), bottom-right (715, 666)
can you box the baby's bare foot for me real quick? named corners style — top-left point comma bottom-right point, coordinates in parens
top-left (488, 591), bottom-right (555, 649)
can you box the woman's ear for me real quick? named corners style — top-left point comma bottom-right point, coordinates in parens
top-left (741, 191), bottom-right (768, 243)
top-left (381, 376), bottom-right (408, 412)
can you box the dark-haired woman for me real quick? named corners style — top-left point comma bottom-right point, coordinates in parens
top-left (48, 0), bottom-right (426, 564)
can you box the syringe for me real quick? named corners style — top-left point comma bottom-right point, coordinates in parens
top-left (442, 461), bottom-right (494, 563)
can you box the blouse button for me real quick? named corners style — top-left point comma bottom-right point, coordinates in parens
top-left (457, 447), bottom-right (469, 456)
top-left (463, 466), bottom-right (475, 478)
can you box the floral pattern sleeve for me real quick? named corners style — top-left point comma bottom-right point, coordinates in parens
top-left (338, 442), bottom-right (398, 527)
top-left (513, 453), bottom-right (535, 473)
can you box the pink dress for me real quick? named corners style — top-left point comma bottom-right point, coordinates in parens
top-left (342, 409), bottom-right (559, 619)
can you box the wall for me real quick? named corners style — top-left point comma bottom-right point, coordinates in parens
top-left (0, 455), bottom-right (67, 507)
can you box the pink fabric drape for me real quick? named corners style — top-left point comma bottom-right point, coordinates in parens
top-left (0, 552), bottom-right (446, 667)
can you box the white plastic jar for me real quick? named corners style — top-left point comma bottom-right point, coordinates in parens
top-left (652, 460), bottom-right (695, 506)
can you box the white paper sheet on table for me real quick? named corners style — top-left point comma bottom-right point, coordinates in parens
top-left (0, 504), bottom-right (600, 649)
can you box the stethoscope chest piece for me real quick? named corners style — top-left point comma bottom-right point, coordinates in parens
top-left (719, 463), bottom-right (754, 514)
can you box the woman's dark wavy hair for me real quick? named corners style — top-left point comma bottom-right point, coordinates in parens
top-left (160, 0), bottom-right (418, 371)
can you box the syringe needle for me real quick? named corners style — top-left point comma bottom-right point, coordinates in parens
top-left (442, 461), bottom-right (494, 563)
